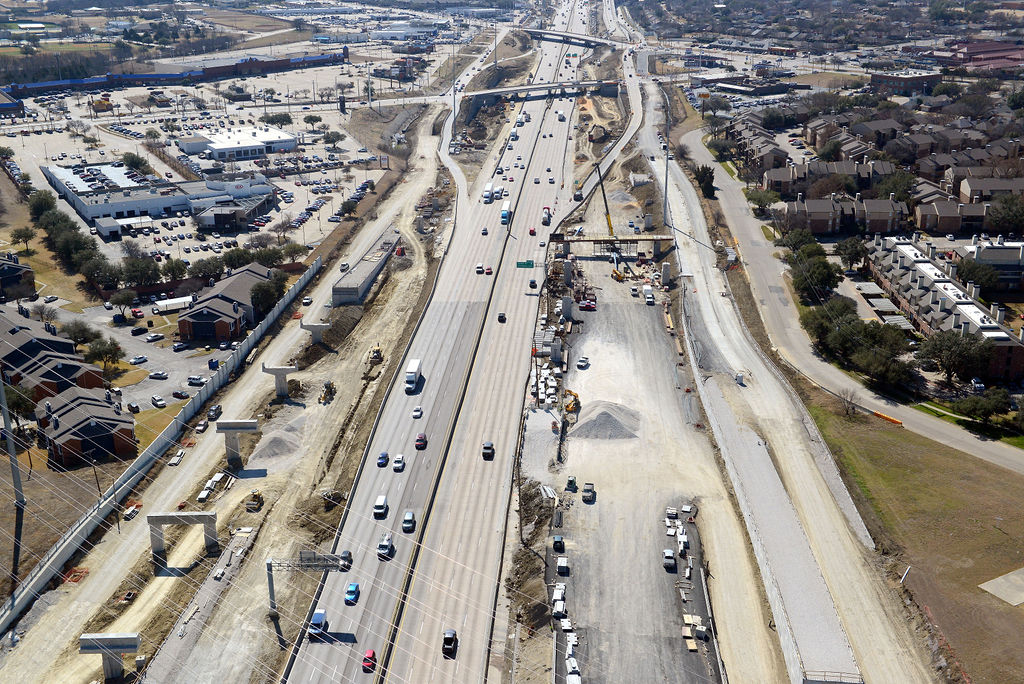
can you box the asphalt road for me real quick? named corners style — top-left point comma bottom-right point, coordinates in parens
top-left (285, 2), bottom-right (622, 682)
top-left (680, 127), bottom-right (1024, 476)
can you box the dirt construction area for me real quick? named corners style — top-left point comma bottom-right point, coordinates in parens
top-left (0, 107), bottom-right (444, 684)
top-left (512, 251), bottom-right (785, 683)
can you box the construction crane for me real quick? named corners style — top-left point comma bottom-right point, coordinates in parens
top-left (594, 161), bottom-right (615, 237)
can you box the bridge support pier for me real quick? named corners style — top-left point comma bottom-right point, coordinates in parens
top-left (262, 363), bottom-right (298, 398)
top-left (216, 419), bottom-right (260, 470)
top-left (300, 320), bottom-right (332, 345)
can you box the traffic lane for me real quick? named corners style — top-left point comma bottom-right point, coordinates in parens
top-left (303, 17), bottom-right (577, 679)
top-left (391, 292), bottom-right (545, 679)
top-left (388, 112), bottom-right (573, 679)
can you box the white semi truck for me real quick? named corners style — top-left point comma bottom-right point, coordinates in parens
top-left (404, 359), bottom-right (422, 393)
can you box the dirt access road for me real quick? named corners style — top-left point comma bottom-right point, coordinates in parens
top-left (0, 108), bottom-right (444, 684)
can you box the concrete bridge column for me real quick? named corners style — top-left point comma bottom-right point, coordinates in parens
top-left (262, 362), bottom-right (298, 398)
top-left (216, 420), bottom-right (260, 470)
top-left (300, 320), bottom-right (332, 345)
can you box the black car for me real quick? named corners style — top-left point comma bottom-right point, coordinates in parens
top-left (442, 629), bottom-right (458, 658)
top-left (131, 326), bottom-right (147, 336)
top-left (207, 404), bottom-right (222, 421)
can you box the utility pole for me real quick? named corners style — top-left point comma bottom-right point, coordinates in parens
top-left (662, 86), bottom-right (671, 229)
top-left (0, 381), bottom-right (25, 509)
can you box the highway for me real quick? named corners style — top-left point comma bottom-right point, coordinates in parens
top-left (286, 2), bottom-right (603, 682)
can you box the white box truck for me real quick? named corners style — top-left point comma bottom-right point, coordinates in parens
top-left (483, 182), bottom-right (494, 203)
top-left (404, 359), bottom-right (422, 393)
top-left (643, 284), bottom-right (654, 305)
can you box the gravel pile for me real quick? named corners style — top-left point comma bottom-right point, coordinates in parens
top-left (571, 400), bottom-right (640, 440)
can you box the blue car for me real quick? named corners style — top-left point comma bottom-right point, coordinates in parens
top-left (345, 582), bottom-right (360, 604)
top-left (377, 452), bottom-right (389, 467)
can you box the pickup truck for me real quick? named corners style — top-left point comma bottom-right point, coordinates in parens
top-left (663, 549), bottom-right (676, 571)
top-left (581, 482), bottom-right (595, 503)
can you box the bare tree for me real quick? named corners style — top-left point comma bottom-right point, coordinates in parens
top-left (31, 302), bottom-right (58, 323)
top-left (838, 388), bottom-right (859, 416)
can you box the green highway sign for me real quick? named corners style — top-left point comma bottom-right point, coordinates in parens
top-left (516, 260), bottom-right (535, 268)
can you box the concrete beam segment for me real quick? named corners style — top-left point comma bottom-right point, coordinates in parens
top-left (79, 632), bottom-right (141, 680)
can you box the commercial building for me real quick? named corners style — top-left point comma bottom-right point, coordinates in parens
top-left (867, 233), bottom-right (1024, 380)
top-left (42, 163), bottom-right (276, 227)
top-left (869, 70), bottom-right (942, 96)
top-left (175, 126), bottom-right (296, 161)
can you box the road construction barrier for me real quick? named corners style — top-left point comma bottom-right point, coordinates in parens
top-left (872, 411), bottom-right (903, 426)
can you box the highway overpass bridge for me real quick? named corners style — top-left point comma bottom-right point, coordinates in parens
top-left (524, 28), bottom-right (622, 48)
top-left (467, 79), bottom-right (620, 99)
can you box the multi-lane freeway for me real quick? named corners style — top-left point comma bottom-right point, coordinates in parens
top-left (286, 1), bottom-right (604, 682)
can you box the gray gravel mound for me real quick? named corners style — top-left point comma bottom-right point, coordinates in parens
top-left (571, 400), bottom-right (640, 440)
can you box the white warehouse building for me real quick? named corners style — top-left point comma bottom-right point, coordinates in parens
top-left (175, 126), bottom-right (296, 161)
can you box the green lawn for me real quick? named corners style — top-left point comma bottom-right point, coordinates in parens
top-left (914, 402), bottom-right (1024, 449)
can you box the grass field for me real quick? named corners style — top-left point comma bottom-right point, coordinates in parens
top-left (809, 396), bottom-right (1024, 682)
top-left (203, 9), bottom-right (292, 33)
top-left (0, 174), bottom-right (97, 313)
top-left (0, 42), bottom-right (113, 56)
top-left (914, 402), bottom-right (1024, 448)
top-left (786, 71), bottom-right (866, 89)
top-left (133, 405), bottom-right (183, 451)
top-left (238, 29), bottom-right (311, 50)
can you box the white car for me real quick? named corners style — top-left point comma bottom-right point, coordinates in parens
top-left (129, 355), bottom-right (148, 365)
top-left (576, 356), bottom-right (590, 369)
top-left (151, 395), bottom-right (166, 408)
top-left (302, 296), bottom-right (313, 305)
top-left (148, 370), bottom-right (168, 380)
top-left (412, 406), bottom-right (423, 419)
top-left (393, 454), bottom-right (406, 472)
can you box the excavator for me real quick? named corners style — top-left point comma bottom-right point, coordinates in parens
top-left (319, 380), bottom-right (336, 404)
top-left (564, 389), bottom-right (580, 413)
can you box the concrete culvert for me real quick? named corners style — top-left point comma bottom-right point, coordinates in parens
top-left (570, 400), bottom-right (640, 440)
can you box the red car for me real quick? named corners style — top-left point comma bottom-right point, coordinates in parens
top-left (131, 308), bottom-right (144, 318)
top-left (485, 266), bottom-right (493, 275)
top-left (415, 433), bottom-right (427, 450)
top-left (528, 227), bottom-right (536, 236)
top-left (579, 300), bottom-right (596, 311)
top-left (172, 390), bottom-right (190, 399)
top-left (362, 649), bottom-right (376, 672)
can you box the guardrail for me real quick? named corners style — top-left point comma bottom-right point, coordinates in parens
top-left (0, 257), bottom-right (321, 638)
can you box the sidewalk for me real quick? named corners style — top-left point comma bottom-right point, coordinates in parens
top-left (681, 129), bottom-right (1024, 476)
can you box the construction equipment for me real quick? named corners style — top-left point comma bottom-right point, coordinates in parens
top-left (594, 161), bottom-right (615, 237)
top-left (563, 389), bottom-right (580, 413)
top-left (319, 380), bottom-right (336, 404)
top-left (611, 269), bottom-right (624, 282)
top-left (246, 489), bottom-right (264, 512)
top-left (367, 344), bottom-right (383, 366)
